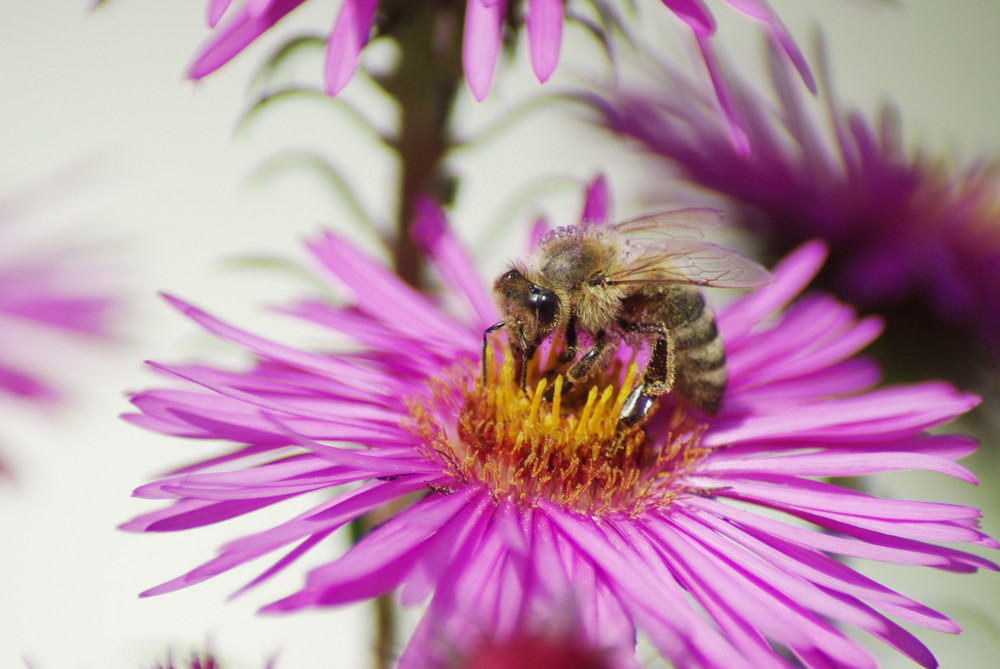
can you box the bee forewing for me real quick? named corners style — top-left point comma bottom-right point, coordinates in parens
top-left (613, 208), bottom-right (724, 240)
top-left (608, 240), bottom-right (775, 288)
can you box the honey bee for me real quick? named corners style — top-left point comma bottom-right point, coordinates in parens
top-left (484, 208), bottom-right (773, 426)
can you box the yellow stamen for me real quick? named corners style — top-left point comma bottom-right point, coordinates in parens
top-left (407, 343), bottom-right (710, 516)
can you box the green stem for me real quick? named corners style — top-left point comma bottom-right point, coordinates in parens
top-left (379, 1), bottom-right (464, 288)
top-left (364, 5), bottom-right (466, 666)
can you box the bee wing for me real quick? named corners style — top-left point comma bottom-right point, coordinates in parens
top-left (611, 208), bottom-right (725, 240)
top-left (605, 209), bottom-right (773, 288)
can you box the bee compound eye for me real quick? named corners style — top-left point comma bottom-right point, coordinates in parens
top-left (528, 285), bottom-right (559, 329)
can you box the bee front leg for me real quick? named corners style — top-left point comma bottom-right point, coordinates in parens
top-left (481, 320), bottom-right (506, 382)
top-left (557, 316), bottom-right (578, 364)
top-left (620, 324), bottom-right (675, 427)
top-left (543, 331), bottom-right (614, 401)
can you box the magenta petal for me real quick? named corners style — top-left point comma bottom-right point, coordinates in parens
top-left (720, 240), bottom-right (827, 340)
top-left (463, 0), bottom-right (504, 101)
top-left (660, 0), bottom-right (716, 35)
top-left (648, 520), bottom-right (877, 668)
top-left (411, 196), bottom-right (498, 328)
top-left (206, 0), bottom-right (234, 28)
top-left (722, 0), bottom-right (816, 93)
top-left (306, 232), bottom-right (476, 351)
top-left (696, 37), bottom-right (750, 154)
top-left (324, 0), bottom-right (378, 96)
top-left (265, 488), bottom-right (481, 611)
top-left (579, 174), bottom-right (611, 226)
top-left (246, 0), bottom-right (273, 18)
top-left (525, 0), bottom-right (563, 83)
top-left (188, 0), bottom-right (305, 80)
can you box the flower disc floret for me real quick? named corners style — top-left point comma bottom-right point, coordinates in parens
top-left (408, 348), bottom-right (709, 516)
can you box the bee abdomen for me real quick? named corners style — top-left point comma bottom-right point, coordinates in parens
top-left (670, 294), bottom-right (726, 414)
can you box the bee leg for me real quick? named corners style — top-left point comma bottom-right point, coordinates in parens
top-left (543, 331), bottom-right (613, 401)
top-left (619, 324), bottom-right (675, 426)
top-left (481, 320), bottom-right (506, 382)
top-left (517, 343), bottom-right (538, 392)
top-left (557, 316), bottom-right (578, 364)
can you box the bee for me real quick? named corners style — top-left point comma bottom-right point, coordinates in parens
top-left (484, 208), bottom-right (773, 426)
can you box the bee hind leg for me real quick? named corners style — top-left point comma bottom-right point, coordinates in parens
top-left (619, 325), bottom-right (675, 427)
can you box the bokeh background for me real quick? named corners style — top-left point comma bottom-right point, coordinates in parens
top-left (1, 1), bottom-right (998, 667)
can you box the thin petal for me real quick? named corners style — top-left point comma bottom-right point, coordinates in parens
top-left (265, 487), bottom-right (481, 610)
top-left (579, 174), bottom-right (611, 226)
top-left (722, 0), bottom-right (816, 93)
top-left (463, 0), bottom-right (504, 101)
top-left (526, 0), bottom-right (563, 83)
top-left (206, 0), bottom-right (234, 28)
top-left (660, 0), bottom-right (715, 35)
top-left (324, 0), bottom-right (378, 96)
top-left (188, 0), bottom-right (305, 80)
top-left (411, 196), bottom-right (498, 328)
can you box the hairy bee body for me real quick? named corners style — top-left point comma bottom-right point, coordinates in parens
top-left (618, 282), bottom-right (725, 414)
top-left (488, 211), bottom-right (771, 424)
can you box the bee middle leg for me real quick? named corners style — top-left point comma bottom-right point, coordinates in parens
top-left (620, 323), bottom-right (675, 426)
top-left (542, 330), bottom-right (615, 401)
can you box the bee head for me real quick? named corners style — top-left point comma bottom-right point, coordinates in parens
top-left (493, 268), bottom-right (562, 349)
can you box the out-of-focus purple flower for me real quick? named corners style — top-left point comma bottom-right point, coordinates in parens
top-left (188, 0), bottom-right (812, 103)
top-left (123, 186), bottom-right (994, 668)
top-left (603, 42), bottom-right (1000, 353)
top-left (147, 648), bottom-right (275, 669)
top-left (0, 194), bottom-right (118, 406)
top-left (149, 650), bottom-right (220, 669)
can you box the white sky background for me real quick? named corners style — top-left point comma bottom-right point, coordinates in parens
top-left (0, 0), bottom-right (999, 667)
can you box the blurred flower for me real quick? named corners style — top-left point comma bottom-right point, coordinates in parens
top-left (602, 41), bottom-right (1000, 361)
top-left (0, 202), bottom-right (118, 403)
top-left (186, 0), bottom-right (812, 103)
top-left (123, 190), bottom-right (994, 668)
top-left (149, 650), bottom-right (220, 669)
top-left (0, 179), bottom-right (120, 473)
top-left (147, 648), bottom-right (276, 669)
top-left (447, 630), bottom-right (615, 669)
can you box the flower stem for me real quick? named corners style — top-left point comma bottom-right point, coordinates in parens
top-left (379, 1), bottom-right (464, 288)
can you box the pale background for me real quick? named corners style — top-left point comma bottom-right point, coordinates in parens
top-left (1, 1), bottom-right (999, 667)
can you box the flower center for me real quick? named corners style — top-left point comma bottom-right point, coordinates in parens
top-left (407, 344), bottom-right (709, 516)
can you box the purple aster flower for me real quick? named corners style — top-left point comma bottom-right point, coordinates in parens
top-left (147, 648), bottom-right (275, 669)
top-left (0, 186), bottom-right (119, 407)
top-left (124, 189), bottom-right (995, 668)
top-left (186, 0), bottom-right (812, 103)
top-left (602, 40), bottom-right (1000, 357)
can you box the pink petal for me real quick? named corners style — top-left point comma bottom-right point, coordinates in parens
top-left (306, 232), bottom-right (477, 351)
top-left (690, 509), bottom-right (955, 631)
top-left (720, 240), bottom-right (827, 340)
top-left (206, 0), bottom-right (234, 28)
top-left (525, 0), bottom-right (563, 83)
top-left (660, 0), bottom-right (715, 36)
top-left (411, 196), bottom-right (498, 328)
top-left (463, 0), bottom-right (505, 101)
top-left (696, 37), bottom-right (749, 154)
top-left (188, 0), bottom-right (306, 80)
top-left (160, 294), bottom-right (393, 394)
top-left (646, 519), bottom-right (877, 668)
top-left (246, 0), bottom-right (273, 18)
top-left (579, 174), bottom-right (611, 226)
top-left (722, 0), bottom-right (816, 93)
top-left (684, 497), bottom-right (997, 573)
top-left (324, 0), bottom-right (378, 96)
top-left (265, 487), bottom-right (482, 610)
top-left (528, 215), bottom-right (550, 251)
